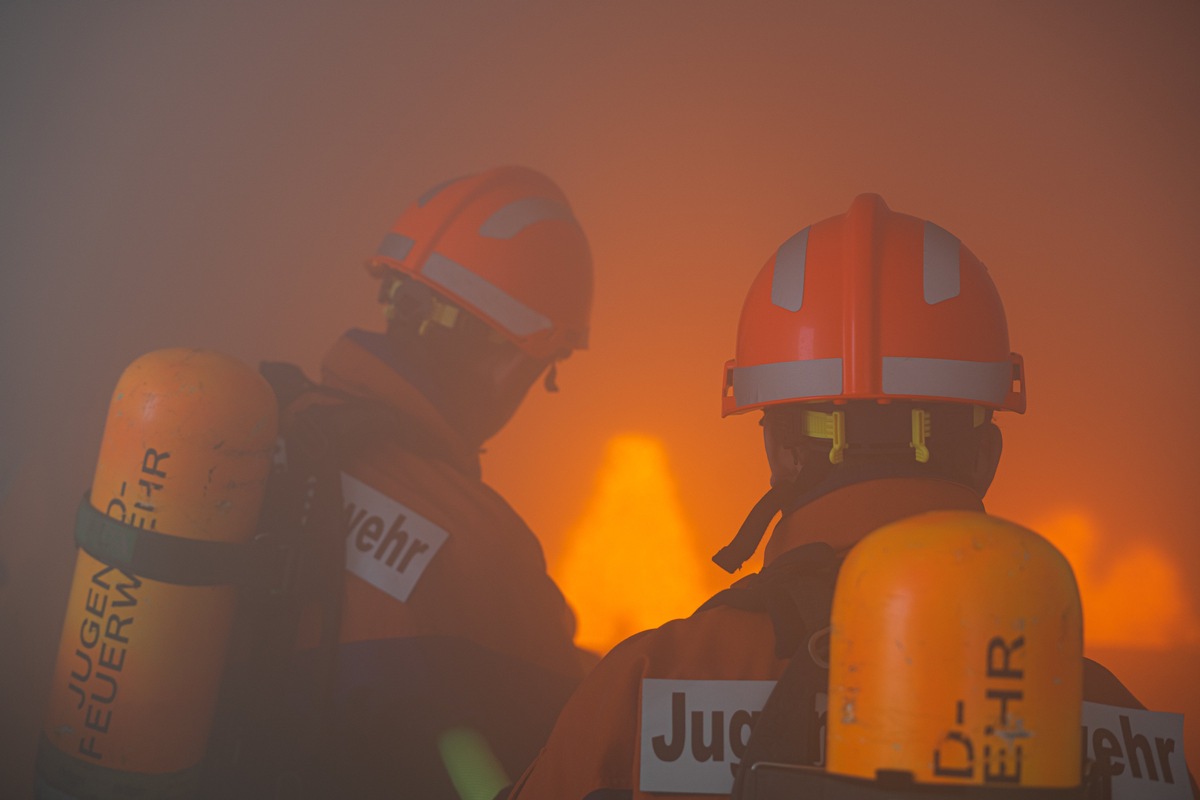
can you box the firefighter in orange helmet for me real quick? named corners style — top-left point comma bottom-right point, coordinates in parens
top-left (229, 166), bottom-right (595, 799)
top-left (508, 194), bottom-right (1198, 799)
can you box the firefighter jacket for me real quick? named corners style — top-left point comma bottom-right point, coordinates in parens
top-left (274, 330), bottom-right (588, 798)
top-left (508, 477), bottom-right (1196, 800)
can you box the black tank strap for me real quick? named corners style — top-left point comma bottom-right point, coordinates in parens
top-left (74, 494), bottom-right (288, 589)
top-left (738, 762), bottom-right (1100, 798)
top-left (260, 361), bottom-right (323, 413)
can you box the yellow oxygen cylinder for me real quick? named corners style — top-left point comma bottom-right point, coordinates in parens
top-left (35, 348), bottom-right (278, 800)
top-left (825, 510), bottom-right (1084, 790)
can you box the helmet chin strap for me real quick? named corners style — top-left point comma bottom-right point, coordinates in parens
top-left (712, 479), bottom-right (804, 574)
top-left (714, 432), bottom-right (835, 574)
top-left (712, 455), bottom-right (983, 574)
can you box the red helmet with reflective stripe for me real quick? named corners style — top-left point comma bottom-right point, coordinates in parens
top-left (368, 166), bottom-right (593, 360)
top-left (722, 194), bottom-right (1025, 416)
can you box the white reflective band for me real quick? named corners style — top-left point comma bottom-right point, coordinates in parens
top-left (422, 252), bottom-right (551, 337)
top-left (771, 226), bottom-right (810, 312)
top-left (376, 233), bottom-right (415, 263)
top-left (882, 357), bottom-right (1011, 405)
top-left (732, 358), bottom-right (843, 406)
top-left (478, 196), bottom-right (576, 239)
top-left (923, 221), bottom-right (961, 304)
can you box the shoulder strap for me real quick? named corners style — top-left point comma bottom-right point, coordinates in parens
top-left (203, 365), bottom-right (355, 797)
top-left (260, 361), bottom-right (323, 413)
top-left (261, 360), bottom-right (468, 471)
top-left (702, 543), bottom-right (841, 658)
top-left (208, 361), bottom-right (479, 796)
top-left (717, 545), bottom-right (842, 800)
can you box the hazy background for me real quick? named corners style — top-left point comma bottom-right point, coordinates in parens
top-left (3, 1), bottom-right (1198, 794)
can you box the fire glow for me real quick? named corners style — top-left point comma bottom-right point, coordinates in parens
top-left (552, 435), bottom-right (1200, 658)
top-left (552, 434), bottom-right (712, 655)
top-left (1035, 510), bottom-right (1200, 651)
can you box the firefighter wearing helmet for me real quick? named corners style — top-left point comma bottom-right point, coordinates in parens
top-left (228, 166), bottom-right (596, 798)
top-left (508, 194), bottom-right (1197, 799)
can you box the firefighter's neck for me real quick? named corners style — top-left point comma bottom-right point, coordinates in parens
top-left (763, 478), bottom-right (986, 565)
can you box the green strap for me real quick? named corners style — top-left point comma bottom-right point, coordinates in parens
top-left (437, 727), bottom-right (511, 800)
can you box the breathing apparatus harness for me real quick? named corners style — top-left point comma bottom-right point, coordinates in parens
top-left (708, 403), bottom-right (986, 798)
top-left (710, 403), bottom-right (1111, 800)
top-left (199, 360), bottom-right (463, 798)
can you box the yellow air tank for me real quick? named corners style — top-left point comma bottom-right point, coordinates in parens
top-left (825, 510), bottom-right (1084, 790)
top-left (36, 348), bottom-right (278, 800)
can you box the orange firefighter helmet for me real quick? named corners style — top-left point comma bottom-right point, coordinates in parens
top-left (722, 193), bottom-right (1025, 417)
top-left (366, 166), bottom-right (594, 361)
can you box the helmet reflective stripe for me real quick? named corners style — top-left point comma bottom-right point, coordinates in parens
top-left (770, 226), bottom-right (810, 312)
top-left (882, 357), bottom-right (1012, 405)
top-left (733, 356), bottom-right (1012, 407)
top-left (479, 196), bottom-right (577, 239)
top-left (422, 252), bottom-right (552, 338)
top-left (732, 358), bottom-right (843, 407)
top-left (376, 232), bottom-right (415, 263)
top-left (923, 222), bottom-right (961, 304)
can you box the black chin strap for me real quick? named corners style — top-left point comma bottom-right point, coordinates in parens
top-left (713, 454), bottom-right (984, 574)
top-left (712, 482), bottom-right (799, 574)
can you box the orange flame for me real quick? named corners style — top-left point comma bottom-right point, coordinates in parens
top-left (553, 434), bottom-right (712, 654)
top-left (1035, 510), bottom-right (1200, 650)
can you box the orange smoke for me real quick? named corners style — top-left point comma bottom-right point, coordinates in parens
top-left (553, 434), bottom-right (713, 654)
top-left (1035, 510), bottom-right (1200, 650)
